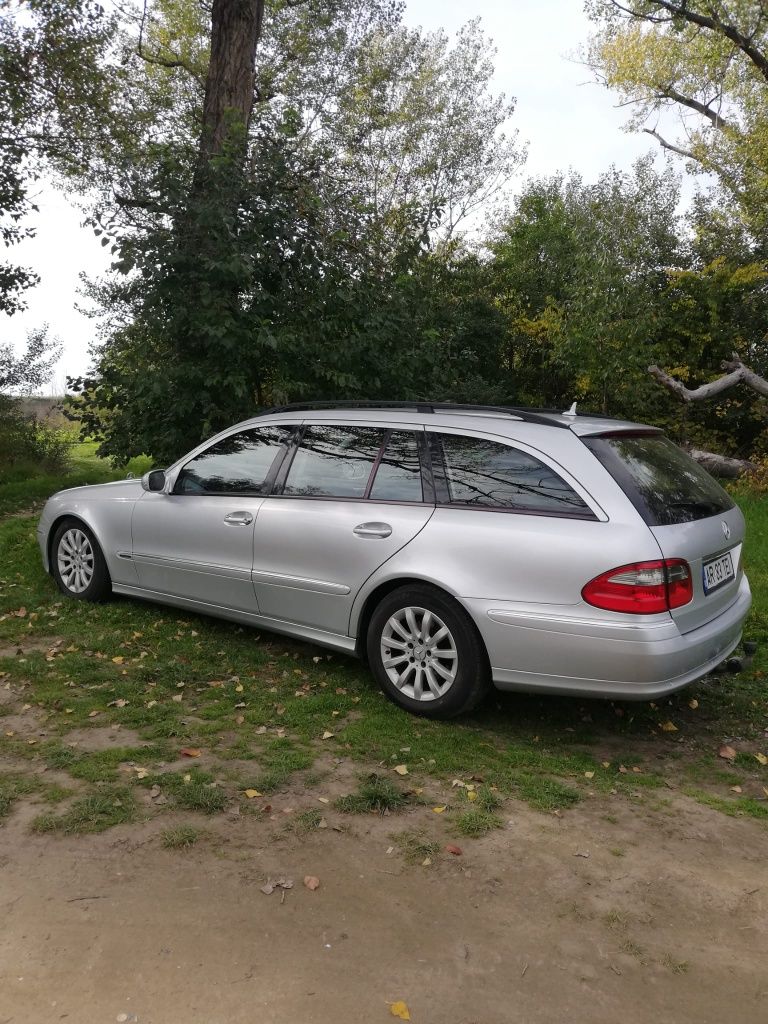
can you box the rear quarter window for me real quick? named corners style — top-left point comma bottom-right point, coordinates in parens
top-left (583, 434), bottom-right (735, 526)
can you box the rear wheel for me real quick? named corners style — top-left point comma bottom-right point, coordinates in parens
top-left (367, 585), bottom-right (490, 718)
top-left (51, 519), bottom-right (112, 602)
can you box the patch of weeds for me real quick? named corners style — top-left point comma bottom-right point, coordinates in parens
top-left (0, 772), bottom-right (39, 819)
top-left (247, 738), bottom-right (313, 793)
top-left (515, 774), bottom-right (580, 812)
top-left (683, 786), bottom-right (768, 820)
top-left (659, 953), bottom-right (689, 974)
top-left (335, 773), bottom-right (410, 814)
top-left (620, 939), bottom-right (646, 961)
top-left (609, 847), bottom-right (625, 858)
top-left (159, 770), bottom-right (227, 814)
top-left (392, 829), bottom-right (440, 864)
top-left (473, 785), bottom-right (503, 812)
top-left (161, 825), bottom-right (203, 849)
top-left (286, 808), bottom-right (324, 835)
top-left (42, 742), bottom-right (172, 784)
top-left (453, 807), bottom-right (503, 837)
top-left (603, 909), bottom-right (628, 930)
top-left (31, 787), bottom-right (136, 834)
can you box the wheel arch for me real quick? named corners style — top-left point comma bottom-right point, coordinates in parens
top-left (352, 576), bottom-right (485, 663)
top-left (46, 513), bottom-right (98, 575)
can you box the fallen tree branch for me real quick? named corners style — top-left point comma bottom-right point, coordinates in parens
top-left (648, 354), bottom-right (768, 401)
top-left (686, 448), bottom-right (756, 478)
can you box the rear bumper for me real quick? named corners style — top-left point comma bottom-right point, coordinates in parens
top-left (470, 575), bottom-right (752, 700)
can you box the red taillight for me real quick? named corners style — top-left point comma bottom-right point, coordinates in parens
top-left (582, 559), bottom-right (693, 614)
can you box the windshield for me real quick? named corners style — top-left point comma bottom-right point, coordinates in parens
top-left (583, 434), bottom-right (735, 527)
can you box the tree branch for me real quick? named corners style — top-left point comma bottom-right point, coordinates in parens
top-left (649, 355), bottom-right (768, 401)
top-left (686, 447), bottom-right (756, 478)
top-left (660, 85), bottom-right (734, 130)
top-left (623, 1), bottom-right (768, 85)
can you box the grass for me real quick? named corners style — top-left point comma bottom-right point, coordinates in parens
top-left (288, 808), bottom-right (325, 834)
top-left (335, 773), bottom-right (411, 814)
top-left (161, 824), bottom-right (204, 849)
top-left (453, 807), bottom-right (503, 837)
top-left (31, 787), bottom-right (136, 834)
top-left (392, 828), bottom-right (441, 864)
top-left (0, 445), bottom-right (767, 835)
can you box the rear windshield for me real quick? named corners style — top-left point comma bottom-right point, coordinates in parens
top-left (583, 434), bottom-right (735, 527)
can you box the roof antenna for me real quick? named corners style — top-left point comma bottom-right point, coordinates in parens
top-left (563, 401), bottom-right (578, 417)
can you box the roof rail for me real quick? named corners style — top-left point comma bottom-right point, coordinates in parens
top-left (261, 400), bottom-right (570, 429)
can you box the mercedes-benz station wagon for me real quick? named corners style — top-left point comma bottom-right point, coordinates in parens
top-left (37, 403), bottom-right (751, 718)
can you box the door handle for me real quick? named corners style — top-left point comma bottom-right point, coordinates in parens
top-left (224, 511), bottom-right (254, 526)
top-left (353, 522), bottom-right (392, 539)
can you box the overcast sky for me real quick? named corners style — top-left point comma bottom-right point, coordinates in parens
top-left (3, 0), bottom-right (665, 391)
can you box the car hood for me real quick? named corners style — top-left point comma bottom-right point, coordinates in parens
top-left (52, 478), bottom-right (145, 502)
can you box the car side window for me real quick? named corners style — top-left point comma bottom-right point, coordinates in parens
top-left (369, 431), bottom-right (424, 502)
top-left (174, 425), bottom-right (293, 495)
top-left (282, 424), bottom-right (387, 498)
top-left (433, 433), bottom-right (591, 515)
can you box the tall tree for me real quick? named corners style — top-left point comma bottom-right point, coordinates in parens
top-left (586, 0), bottom-right (768, 232)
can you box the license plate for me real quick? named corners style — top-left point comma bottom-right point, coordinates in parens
top-left (702, 551), bottom-right (735, 595)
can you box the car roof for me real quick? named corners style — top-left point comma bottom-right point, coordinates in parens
top-left (235, 403), bottom-right (660, 439)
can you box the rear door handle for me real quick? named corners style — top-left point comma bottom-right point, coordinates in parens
top-left (224, 511), bottom-right (254, 526)
top-left (353, 522), bottom-right (392, 539)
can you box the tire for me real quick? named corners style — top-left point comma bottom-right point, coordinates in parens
top-left (51, 518), bottom-right (112, 602)
top-left (366, 584), bottom-right (490, 719)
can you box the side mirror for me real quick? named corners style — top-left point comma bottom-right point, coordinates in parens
top-left (141, 469), bottom-right (167, 493)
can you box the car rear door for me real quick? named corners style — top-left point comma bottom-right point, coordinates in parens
top-left (582, 432), bottom-right (745, 633)
top-left (251, 423), bottom-right (434, 635)
top-left (131, 424), bottom-right (294, 612)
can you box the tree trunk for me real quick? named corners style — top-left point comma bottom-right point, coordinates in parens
top-left (198, 0), bottom-right (264, 165)
top-left (687, 448), bottom-right (756, 479)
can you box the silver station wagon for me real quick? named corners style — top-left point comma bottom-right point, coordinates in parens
top-left (37, 403), bottom-right (751, 718)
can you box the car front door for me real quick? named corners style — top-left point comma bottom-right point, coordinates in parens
top-left (131, 424), bottom-right (294, 612)
top-left (251, 423), bottom-right (435, 635)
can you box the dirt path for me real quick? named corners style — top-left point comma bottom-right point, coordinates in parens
top-left (1, 790), bottom-right (766, 1024)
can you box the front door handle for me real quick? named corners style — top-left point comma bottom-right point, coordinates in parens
top-left (353, 522), bottom-right (392, 539)
top-left (224, 511), bottom-right (254, 526)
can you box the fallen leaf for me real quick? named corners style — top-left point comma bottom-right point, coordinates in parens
top-left (763, 787), bottom-right (768, 798)
top-left (260, 882), bottom-right (275, 895)
top-left (14, 607), bottom-right (27, 618)
top-left (235, 683), bottom-right (244, 692)
top-left (730, 785), bottom-right (743, 794)
top-left (755, 752), bottom-right (768, 766)
top-left (601, 761), bottom-right (611, 769)
top-left (393, 764), bottom-right (408, 776)
top-left (88, 710), bottom-right (100, 718)
top-left (618, 765), bottom-right (628, 774)
top-left (688, 698), bottom-right (699, 710)
top-left (180, 747), bottom-right (201, 758)
top-left (574, 850), bottom-right (590, 858)
top-left (317, 797), bottom-right (330, 804)
top-left (432, 806), bottom-right (447, 814)
top-left (421, 857), bottom-right (432, 866)
top-left (172, 694), bottom-right (183, 703)
top-left (718, 744), bottom-right (737, 761)
top-left (112, 656), bottom-right (124, 665)
top-left (660, 721), bottom-right (678, 733)
top-left (235, 715), bottom-right (245, 725)
top-left (467, 790), bottom-right (478, 801)
top-left (445, 844), bottom-right (463, 856)
top-left (389, 1001), bottom-right (411, 1021)
top-left (584, 771), bottom-right (595, 779)
top-left (303, 875), bottom-right (320, 891)
top-left (321, 731), bottom-right (334, 740)
top-left (244, 789), bottom-right (262, 799)
top-left (146, 700), bottom-right (157, 709)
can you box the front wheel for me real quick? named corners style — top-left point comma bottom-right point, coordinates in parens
top-left (367, 585), bottom-right (490, 719)
top-left (51, 519), bottom-right (112, 602)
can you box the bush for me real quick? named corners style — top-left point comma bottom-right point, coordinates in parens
top-left (0, 396), bottom-right (71, 483)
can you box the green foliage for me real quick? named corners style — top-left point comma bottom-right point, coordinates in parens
top-left (586, 1), bottom-right (768, 234)
top-left (336, 773), bottom-right (411, 814)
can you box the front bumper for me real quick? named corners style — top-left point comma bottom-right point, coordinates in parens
top-left (469, 575), bottom-right (752, 700)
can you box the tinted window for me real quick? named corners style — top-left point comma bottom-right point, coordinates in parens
top-left (435, 433), bottom-right (591, 514)
top-left (283, 425), bottom-right (386, 498)
top-left (175, 426), bottom-right (292, 495)
top-left (369, 432), bottom-right (424, 502)
top-left (583, 434), bottom-right (735, 526)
